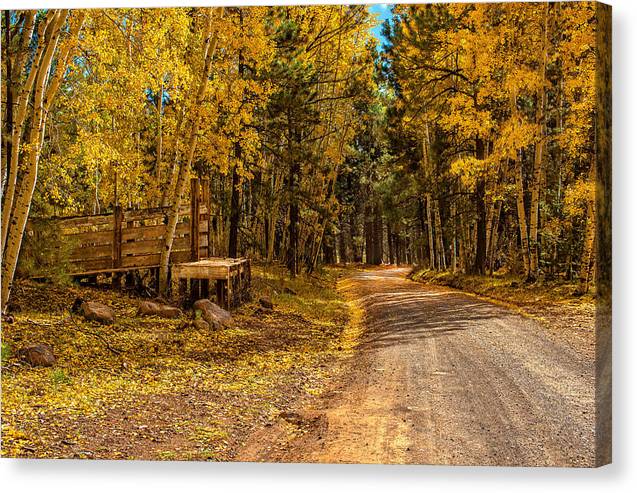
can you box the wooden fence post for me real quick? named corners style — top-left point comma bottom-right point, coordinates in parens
top-left (190, 177), bottom-right (200, 262)
top-left (189, 178), bottom-right (201, 300)
top-left (112, 205), bottom-right (123, 288)
top-left (201, 177), bottom-right (211, 258)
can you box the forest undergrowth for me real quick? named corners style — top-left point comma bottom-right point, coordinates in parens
top-left (410, 267), bottom-right (596, 358)
top-left (1, 264), bottom-right (358, 460)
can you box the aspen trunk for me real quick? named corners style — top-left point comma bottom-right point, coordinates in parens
top-left (160, 108), bottom-right (185, 208)
top-left (228, 165), bottom-right (241, 258)
top-left (458, 208), bottom-right (467, 273)
top-left (1, 11), bottom-right (81, 308)
top-left (425, 193), bottom-right (435, 270)
top-left (2, 11), bottom-right (58, 252)
top-left (529, 3), bottom-right (550, 279)
top-left (159, 8), bottom-right (223, 295)
top-left (473, 138), bottom-right (487, 275)
top-left (514, 154), bottom-right (531, 278)
top-left (488, 200), bottom-right (503, 275)
top-left (155, 75), bottom-right (164, 199)
top-left (434, 198), bottom-right (446, 270)
top-left (451, 202), bottom-right (457, 273)
top-left (2, 11), bottom-right (36, 191)
top-left (577, 198), bottom-right (596, 295)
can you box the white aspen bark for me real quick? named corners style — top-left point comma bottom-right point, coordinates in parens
top-left (155, 75), bottom-right (164, 201)
top-left (488, 200), bottom-right (502, 275)
top-left (515, 154), bottom-right (531, 278)
top-left (578, 198), bottom-right (596, 294)
top-left (160, 107), bottom-right (185, 208)
top-left (1, 11), bottom-right (58, 252)
top-left (44, 12), bottom-right (86, 114)
top-left (529, 3), bottom-right (550, 278)
top-left (159, 8), bottom-right (223, 295)
top-left (2, 11), bottom-right (68, 308)
top-left (2, 11), bottom-right (36, 189)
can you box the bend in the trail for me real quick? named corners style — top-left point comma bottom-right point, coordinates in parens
top-left (241, 267), bottom-right (595, 467)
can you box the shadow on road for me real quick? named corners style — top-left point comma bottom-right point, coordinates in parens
top-left (341, 271), bottom-right (510, 350)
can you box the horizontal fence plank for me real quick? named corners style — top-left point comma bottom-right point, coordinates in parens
top-left (68, 258), bottom-right (113, 272)
top-left (121, 221), bottom-right (190, 242)
top-left (44, 214), bottom-right (113, 229)
top-left (121, 237), bottom-right (190, 256)
top-left (120, 250), bottom-right (190, 269)
top-left (65, 230), bottom-right (114, 246)
top-left (69, 243), bottom-right (112, 261)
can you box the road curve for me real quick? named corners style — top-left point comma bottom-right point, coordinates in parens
top-left (244, 268), bottom-right (596, 467)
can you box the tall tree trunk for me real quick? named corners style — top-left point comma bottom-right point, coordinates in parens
top-left (350, 212), bottom-right (362, 263)
top-left (1, 10), bottom-right (84, 308)
top-left (159, 8), bottom-right (223, 295)
top-left (434, 198), bottom-right (446, 270)
top-left (228, 14), bottom-right (246, 259)
top-left (451, 202), bottom-right (457, 272)
top-left (577, 198), bottom-right (596, 295)
top-left (160, 108), bottom-right (185, 208)
top-left (488, 200), bottom-right (503, 275)
top-left (338, 217), bottom-right (348, 264)
top-left (425, 193), bottom-right (435, 270)
top-left (529, 3), bottom-right (550, 279)
top-left (473, 138), bottom-right (487, 275)
top-left (228, 165), bottom-right (241, 258)
top-left (364, 199), bottom-right (374, 264)
top-left (372, 200), bottom-right (383, 264)
top-left (286, 159), bottom-right (300, 276)
top-left (155, 76), bottom-right (164, 183)
top-left (458, 209), bottom-right (467, 273)
top-left (387, 222), bottom-right (395, 265)
top-left (2, 11), bottom-right (57, 252)
top-left (514, 154), bottom-right (531, 278)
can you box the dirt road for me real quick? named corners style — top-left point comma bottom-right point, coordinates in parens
top-left (240, 268), bottom-right (596, 467)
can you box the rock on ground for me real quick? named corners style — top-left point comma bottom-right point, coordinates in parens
top-left (193, 299), bottom-right (232, 330)
top-left (259, 296), bottom-right (274, 309)
top-left (18, 344), bottom-right (56, 367)
top-left (80, 301), bottom-right (115, 325)
top-left (137, 301), bottom-right (182, 319)
top-left (192, 319), bottom-right (210, 331)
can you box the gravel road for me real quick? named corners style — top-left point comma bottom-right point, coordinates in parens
top-left (241, 267), bottom-right (596, 467)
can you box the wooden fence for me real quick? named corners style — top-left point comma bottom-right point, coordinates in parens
top-left (22, 178), bottom-right (211, 279)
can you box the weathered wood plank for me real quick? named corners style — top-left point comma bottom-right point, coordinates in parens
top-left (68, 258), bottom-right (113, 272)
top-left (66, 230), bottom-right (114, 246)
top-left (121, 237), bottom-right (189, 256)
top-left (120, 250), bottom-right (190, 268)
top-left (69, 244), bottom-right (112, 260)
top-left (121, 221), bottom-right (190, 242)
top-left (48, 214), bottom-right (113, 229)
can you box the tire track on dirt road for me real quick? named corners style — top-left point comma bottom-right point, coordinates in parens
top-left (240, 267), bottom-right (596, 466)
